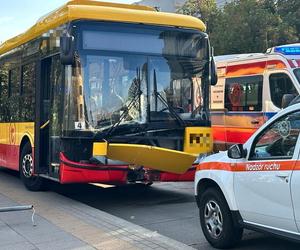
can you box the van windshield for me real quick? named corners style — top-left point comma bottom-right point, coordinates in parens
top-left (294, 69), bottom-right (300, 83)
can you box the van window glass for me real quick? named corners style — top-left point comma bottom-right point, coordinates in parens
top-left (250, 111), bottom-right (300, 160)
top-left (270, 73), bottom-right (297, 108)
top-left (294, 69), bottom-right (300, 83)
top-left (225, 75), bottom-right (263, 111)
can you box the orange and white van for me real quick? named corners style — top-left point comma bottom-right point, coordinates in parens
top-left (195, 102), bottom-right (300, 248)
top-left (211, 44), bottom-right (300, 150)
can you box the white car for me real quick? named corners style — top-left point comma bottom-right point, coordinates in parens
top-left (195, 103), bottom-right (300, 248)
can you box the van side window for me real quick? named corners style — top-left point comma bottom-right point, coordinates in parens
top-left (250, 111), bottom-right (300, 160)
top-left (269, 73), bottom-right (297, 108)
top-left (225, 75), bottom-right (263, 111)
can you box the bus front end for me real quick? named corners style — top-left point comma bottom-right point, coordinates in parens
top-left (55, 21), bottom-right (213, 184)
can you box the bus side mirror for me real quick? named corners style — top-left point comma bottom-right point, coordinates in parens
top-left (60, 35), bottom-right (75, 65)
top-left (228, 144), bottom-right (246, 159)
top-left (210, 57), bottom-right (218, 86)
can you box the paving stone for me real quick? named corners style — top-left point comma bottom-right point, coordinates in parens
top-left (0, 241), bottom-right (37, 250)
top-left (0, 227), bottom-right (26, 245)
top-left (0, 172), bottom-right (195, 250)
top-left (35, 236), bottom-right (87, 250)
top-left (93, 238), bottom-right (136, 250)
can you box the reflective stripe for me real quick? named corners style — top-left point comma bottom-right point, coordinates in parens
top-left (197, 160), bottom-right (299, 172)
top-left (225, 60), bottom-right (287, 77)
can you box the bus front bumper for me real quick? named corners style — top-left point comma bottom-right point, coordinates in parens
top-left (58, 153), bottom-right (196, 184)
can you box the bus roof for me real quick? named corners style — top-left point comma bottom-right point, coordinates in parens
top-left (0, 0), bottom-right (206, 56)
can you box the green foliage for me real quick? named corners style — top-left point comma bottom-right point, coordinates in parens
top-left (277, 0), bottom-right (300, 35)
top-left (178, 0), bottom-right (299, 55)
top-left (178, 0), bottom-right (219, 34)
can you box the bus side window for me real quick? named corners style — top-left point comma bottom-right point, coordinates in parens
top-left (8, 67), bottom-right (21, 121)
top-left (224, 75), bottom-right (263, 112)
top-left (269, 73), bottom-right (297, 108)
top-left (21, 63), bottom-right (36, 121)
top-left (0, 66), bottom-right (9, 121)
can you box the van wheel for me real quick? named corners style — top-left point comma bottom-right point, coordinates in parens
top-left (199, 188), bottom-right (243, 249)
top-left (20, 142), bottom-right (45, 191)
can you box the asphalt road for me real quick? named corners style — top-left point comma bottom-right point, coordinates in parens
top-left (50, 181), bottom-right (300, 250)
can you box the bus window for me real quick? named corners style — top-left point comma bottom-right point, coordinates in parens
top-left (21, 63), bottom-right (36, 121)
top-left (64, 54), bottom-right (148, 131)
top-left (0, 66), bottom-right (9, 121)
top-left (269, 73), bottom-right (297, 108)
top-left (9, 68), bottom-right (21, 121)
top-left (225, 75), bottom-right (263, 112)
top-left (149, 57), bottom-right (194, 120)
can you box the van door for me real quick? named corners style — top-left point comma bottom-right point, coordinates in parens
top-left (291, 135), bottom-right (300, 232)
top-left (235, 110), bottom-right (300, 232)
top-left (224, 75), bottom-right (264, 146)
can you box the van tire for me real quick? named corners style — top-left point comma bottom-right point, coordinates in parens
top-left (20, 142), bottom-right (46, 191)
top-left (199, 188), bottom-right (243, 249)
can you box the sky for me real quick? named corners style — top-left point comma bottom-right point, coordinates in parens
top-left (0, 0), bottom-right (136, 43)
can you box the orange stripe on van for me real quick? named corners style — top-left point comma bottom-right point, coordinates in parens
top-left (212, 126), bottom-right (257, 144)
top-left (226, 61), bottom-right (266, 77)
top-left (197, 160), bottom-right (299, 172)
top-left (225, 60), bottom-right (287, 77)
top-left (267, 60), bottom-right (287, 69)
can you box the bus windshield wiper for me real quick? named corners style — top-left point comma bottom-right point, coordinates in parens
top-left (153, 69), bottom-right (186, 127)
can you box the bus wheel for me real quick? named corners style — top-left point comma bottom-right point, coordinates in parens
top-left (20, 142), bottom-right (45, 191)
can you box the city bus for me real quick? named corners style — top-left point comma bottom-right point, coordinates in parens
top-left (211, 43), bottom-right (300, 150)
top-left (0, 0), bottom-right (216, 191)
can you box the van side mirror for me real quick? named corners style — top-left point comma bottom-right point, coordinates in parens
top-left (281, 94), bottom-right (296, 109)
top-left (60, 35), bottom-right (75, 65)
top-left (228, 144), bottom-right (246, 159)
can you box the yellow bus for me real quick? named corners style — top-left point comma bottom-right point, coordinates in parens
top-left (0, 0), bottom-right (216, 191)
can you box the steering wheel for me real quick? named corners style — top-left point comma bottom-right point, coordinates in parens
top-left (280, 136), bottom-right (296, 156)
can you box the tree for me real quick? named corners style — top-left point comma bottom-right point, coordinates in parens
top-left (277, 0), bottom-right (300, 36)
top-left (177, 0), bottom-right (219, 35)
top-left (178, 0), bottom-right (299, 55)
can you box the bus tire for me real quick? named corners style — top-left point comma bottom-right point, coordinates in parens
top-left (20, 142), bottom-right (46, 191)
top-left (199, 188), bottom-right (243, 249)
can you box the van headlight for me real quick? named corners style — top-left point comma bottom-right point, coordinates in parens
top-left (194, 153), bottom-right (207, 164)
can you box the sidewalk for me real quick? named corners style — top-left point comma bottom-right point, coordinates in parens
top-left (0, 171), bottom-right (195, 250)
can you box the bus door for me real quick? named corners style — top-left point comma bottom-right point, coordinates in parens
top-left (223, 75), bottom-right (264, 146)
top-left (34, 57), bottom-right (51, 174)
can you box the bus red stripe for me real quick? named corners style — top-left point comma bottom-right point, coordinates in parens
top-left (0, 144), bottom-right (20, 171)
